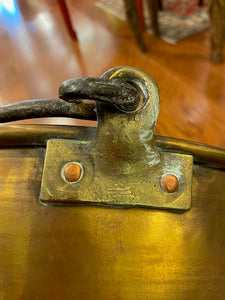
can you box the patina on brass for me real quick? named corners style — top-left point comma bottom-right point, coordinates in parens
top-left (0, 66), bottom-right (225, 298)
top-left (0, 125), bottom-right (224, 168)
top-left (0, 136), bottom-right (225, 299)
top-left (40, 67), bottom-right (193, 210)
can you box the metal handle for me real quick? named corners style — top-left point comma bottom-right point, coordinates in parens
top-left (40, 66), bottom-right (193, 212)
top-left (0, 77), bottom-right (140, 123)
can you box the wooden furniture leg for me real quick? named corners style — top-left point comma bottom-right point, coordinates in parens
top-left (58, 0), bottom-right (77, 40)
top-left (135, 0), bottom-right (145, 30)
top-left (209, 0), bottom-right (225, 63)
top-left (158, 0), bottom-right (163, 10)
top-left (146, 0), bottom-right (160, 37)
top-left (123, 0), bottom-right (147, 52)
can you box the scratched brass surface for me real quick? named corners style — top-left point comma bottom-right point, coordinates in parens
top-left (0, 124), bottom-right (225, 168)
top-left (0, 146), bottom-right (225, 299)
top-left (41, 139), bottom-right (193, 210)
top-left (41, 66), bottom-right (191, 210)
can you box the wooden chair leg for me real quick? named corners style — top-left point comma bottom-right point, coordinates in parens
top-left (158, 0), bottom-right (163, 11)
top-left (135, 0), bottom-right (145, 30)
top-left (146, 0), bottom-right (160, 37)
top-left (209, 0), bottom-right (225, 63)
top-left (123, 0), bottom-right (147, 52)
top-left (58, 0), bottom-right (77, 40)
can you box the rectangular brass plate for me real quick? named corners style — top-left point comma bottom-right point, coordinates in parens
top-left (40, 139), bottom-right (193, 210)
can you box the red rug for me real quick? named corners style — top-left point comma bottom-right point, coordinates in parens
top-left (162, 0), bottom-right (208, 15)
top-left (96, 0), bottom-right (209, 44)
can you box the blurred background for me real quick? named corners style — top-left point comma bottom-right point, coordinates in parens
top-left (0, 0), bottom-right (224, 148)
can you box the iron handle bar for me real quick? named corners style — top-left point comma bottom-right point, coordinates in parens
top-left (0, 78), bottom-right (140, 123)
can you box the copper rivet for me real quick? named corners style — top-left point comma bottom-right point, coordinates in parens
top-left (161, 174), bottom-right (179, 193)
top-left (64, 163), bottom-right (82, 182)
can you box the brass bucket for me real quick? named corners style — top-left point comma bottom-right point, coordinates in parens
top-left (0, 67), bottom-right (224, 299)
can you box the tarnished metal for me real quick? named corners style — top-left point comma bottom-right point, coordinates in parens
top-left (0, 125), bottom-right (224, 168)
top-left (59, 77), bottom-right (140, 111)
top-left (0, 149), bottom-right (224, 298)
top-left (40, 66), bottom-right (193, 210)
top-left (0, 76), bottom-right (140, 123)
top-left (41, 139), bottom-right (192, 210)
top-left (0, 98), bottom-right (96, 123)
top-left (0, 66), bottom-right (225, 299)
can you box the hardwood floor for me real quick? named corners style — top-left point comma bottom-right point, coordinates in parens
top-left (0, 0), bottom-right (224, 148)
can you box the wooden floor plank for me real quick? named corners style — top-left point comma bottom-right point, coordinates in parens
top-left (0, 0), bottom-right (224, 147)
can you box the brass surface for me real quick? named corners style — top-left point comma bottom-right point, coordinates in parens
top-left (41, 139), bottom-right (193, 210)
top-left (40, 67), bottom-right (193, 210)
top-left (0, 125), bottom-right (224, 168)
top-left (0, 4), bottom-right (225, 295)
top-left (155, 135), bottom-right (225, 169)
top-left (0, 147), bottom-right (225, 299)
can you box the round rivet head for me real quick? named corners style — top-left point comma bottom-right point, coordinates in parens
top-left (63, 162), bottom-right (83, 183)
top-left (161, 174), bottom-right (179, 193)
